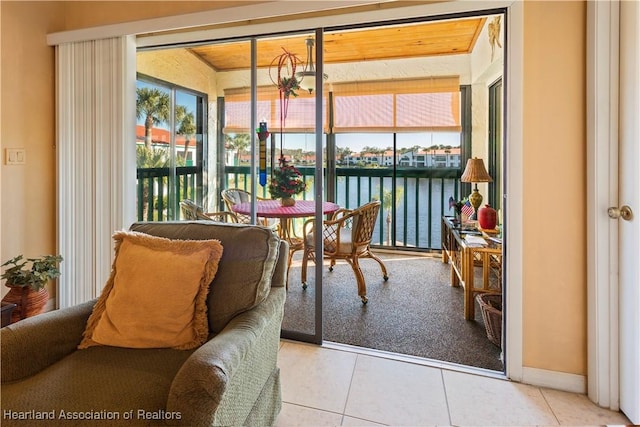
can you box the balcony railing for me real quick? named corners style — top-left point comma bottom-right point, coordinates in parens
top-left (137, 165), bottom-right (461, 250)
top-left (137, 166), bottom-right (199, 221)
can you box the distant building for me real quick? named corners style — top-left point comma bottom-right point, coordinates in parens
top-left (231, 141), bottom-right (461, 168)
top-left (136, 125), bottom-right (198, 165)
top-left (345, 147), bottom-right (461, 168)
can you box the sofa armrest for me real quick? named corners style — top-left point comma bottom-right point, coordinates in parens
top-left (270, 240), bottom-right (289, 289)
top-left (1, 300), bottom-right (95, 382)
top-left (167, 287), bottom-right (285, 426)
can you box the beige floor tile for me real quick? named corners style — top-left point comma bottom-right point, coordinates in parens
top-left (341, 415), bottom-right (388, 426)
top-left (344, 354), bottom-right (451, 426)
top-left (443, 370), bottom-right (559, 426)
top-left (277, 341), bottom-right (631, 427)
top-left (278, 341), bottom-right (358, 413)
top-left (540, 388), bottom-right (631, 425)
top-left (275, 402), bottom-right (343, 427)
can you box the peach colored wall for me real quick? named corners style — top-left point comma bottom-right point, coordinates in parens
top-left (522, 1), bottom-right (586, 375)
top-left (0, 0), bottom-right (589, 376)
top-left (61, 1), bottom-right (266, 30)
top-left (0, 2), bottom-right (65, 300)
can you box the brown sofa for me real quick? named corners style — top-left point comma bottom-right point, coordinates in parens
top-left (1, 222), bottom-right (288, 426)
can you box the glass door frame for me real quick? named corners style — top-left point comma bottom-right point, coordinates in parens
top-left (246, 29), bottom-right (326, 344)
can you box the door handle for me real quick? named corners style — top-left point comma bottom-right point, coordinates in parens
top-left (607, 205), bottom-right (633, 221)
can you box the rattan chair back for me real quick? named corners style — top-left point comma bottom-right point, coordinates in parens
top-left (301, 200), bottom-right (388, 304)
top-left (180, 199), bottom-right (237, 223)
top-left (221, 188), bottom-right (251, 223)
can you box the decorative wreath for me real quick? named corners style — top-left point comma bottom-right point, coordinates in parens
top-left (269, 48), bottom-right (302, 152)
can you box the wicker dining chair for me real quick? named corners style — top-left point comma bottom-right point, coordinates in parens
top-left (220, 188), bottom-right (273, 227)
top-left (300, 200), bottom-right (389, 304)
top-left (179, 199), bottom-right (238, 223)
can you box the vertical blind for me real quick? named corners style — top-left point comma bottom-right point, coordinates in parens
top-left (223, 76), bottom-right (460, 133)
top-left (56, 36), bottom-right (137, 308)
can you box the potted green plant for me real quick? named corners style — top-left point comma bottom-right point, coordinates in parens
top-left (1, 254), bottom-right (63, 322)
top-left (268, 156), bottom-right (306, 206)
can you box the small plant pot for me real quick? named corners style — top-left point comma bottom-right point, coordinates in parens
top-left (1, 285), bottom-right (49, 323)
top-left (280, 197), bottom-right (296, 207)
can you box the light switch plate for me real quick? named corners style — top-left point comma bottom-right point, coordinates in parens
top-left (6, 148), bottom-right (26, 165)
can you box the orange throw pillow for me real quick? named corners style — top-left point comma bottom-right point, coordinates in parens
top-left (79, 231), bottom-right (223, 350)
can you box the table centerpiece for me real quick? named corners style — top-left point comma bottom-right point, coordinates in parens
top-left (268, 157), bottom-right (306, 206)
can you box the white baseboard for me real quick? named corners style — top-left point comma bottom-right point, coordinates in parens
top-left (521, 366), bottom-right (586, 394)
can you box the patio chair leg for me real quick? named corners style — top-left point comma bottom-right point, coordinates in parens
top-left (301, 248), bottom-right (312, 290)
top-left (367, 250), bottom-right (389, 281)
top-left (286, 249), bottom-right (297, 291)
top-left (346, 258), bottom-right (368, 304)
top-left (287, 248), bottom-right (306, 290)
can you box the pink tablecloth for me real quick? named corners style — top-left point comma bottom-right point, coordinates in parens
top-left (232, 200), bottom-right (340, 219)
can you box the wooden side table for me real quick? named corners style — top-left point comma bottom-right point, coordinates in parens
top-left (1, 301), bottom-right (17, 327)
top-left (441, 216), bottom-right (503, 320)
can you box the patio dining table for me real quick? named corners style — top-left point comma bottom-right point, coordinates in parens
top-left (231, 199), bottom-right (340, 242)
top-left (231, 200), bottom-right (341, 280)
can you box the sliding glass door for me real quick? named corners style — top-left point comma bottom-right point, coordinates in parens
top-left (135, 11), bottom-right (507, 370)
top-left (216, 31), bottom-right (326, 342)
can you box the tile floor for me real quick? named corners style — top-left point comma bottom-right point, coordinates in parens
top-left (275, 340), bottom-right (631, 426)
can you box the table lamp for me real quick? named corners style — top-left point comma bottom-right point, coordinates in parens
top-left (460, 157), bottom-right (493, 218)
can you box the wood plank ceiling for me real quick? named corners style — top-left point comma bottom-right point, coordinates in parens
top-left (187, 17), bottom-right (486, 72)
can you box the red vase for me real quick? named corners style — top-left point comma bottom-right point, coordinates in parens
top-left (1, 285), bottom-right (49, 323)
top-left (478, 204), bottom-right (497, 230)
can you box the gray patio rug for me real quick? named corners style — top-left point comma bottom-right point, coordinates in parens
top-left (283, 252), bottom-right (504, 372)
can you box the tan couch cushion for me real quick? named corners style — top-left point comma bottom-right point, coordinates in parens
top-left (129, 222), bottom-right (281, 333)
top-left (307, 226), bottom-right (353, 254)
top-left (79, 231), bottom-right (223, 350)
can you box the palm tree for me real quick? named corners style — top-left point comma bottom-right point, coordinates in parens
top-left (360, 146), bottom-right (376, 155)
top-left (136, 146), bottom-right (168, 168)
top-left (136, 87), bottom-right (170, 150)
top-left (336, 146), bottom-right (352, 165)
top-left (380, 187), bottom-right (404, 246)
top-left (175, 105), bottom-right (196, 160)
top-left (225, 133), bottom-right (250, 165)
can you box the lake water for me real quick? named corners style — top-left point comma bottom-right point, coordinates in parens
top-left (334, 176), bottom-right (459, 250)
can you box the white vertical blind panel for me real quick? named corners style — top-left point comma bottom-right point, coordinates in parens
top-left (56, 37), bottom-right (136, 308)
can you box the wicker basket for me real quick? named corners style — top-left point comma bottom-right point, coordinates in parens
top-left (477, 293), bottom-right (502, 347)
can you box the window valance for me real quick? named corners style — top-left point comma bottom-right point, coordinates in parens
top-left (223, 86), bottom-right (326, 134)
top-left (223, 76), bottom-right (460, 134)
